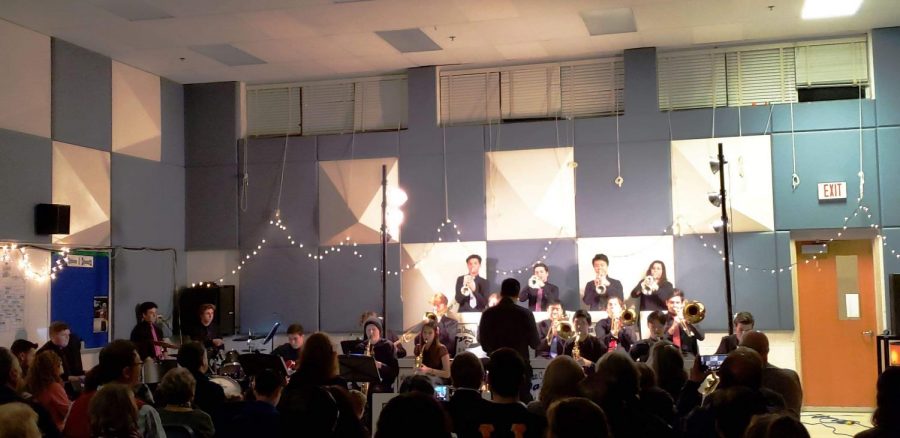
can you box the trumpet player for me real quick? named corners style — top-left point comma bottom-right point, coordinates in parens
top-left (582, 254), bottom-right (624, 310)
top-left (594, 297), bottom-right (637, 353)
top-left (629, 260), bottom-right (674, 312)
top-left (518, 262), bottom-right (559, 311)
top-left (564, 310), bottom-right (606, 367)
top-left (536, 301), bottom-right (566, 358)
top-left (454, 254), bottom-right (490, 311)
top-left (665, 290), bottom-right (705, 356)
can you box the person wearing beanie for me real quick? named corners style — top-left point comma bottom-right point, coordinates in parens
top-left (352, 318), bottom-right (399, 393)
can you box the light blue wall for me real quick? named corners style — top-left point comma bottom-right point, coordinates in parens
top-left (51, 39), bottom-right (111, 151)
top-left (0, 129), bottom-right (52, 243)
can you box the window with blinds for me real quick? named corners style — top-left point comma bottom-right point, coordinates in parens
top-left (246, 86), bottom-right (301, 136)
top-left (354, 77), bottom-right (408, 132)
top-left (440, 58), bottom-right (624, 125)
top-left (658, 37), bottom-right (868, 111)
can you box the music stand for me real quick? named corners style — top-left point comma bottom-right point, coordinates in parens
top-left (238, 353), bottom-right (289, 380)
top-left (340, 340), bottom-right (361, 355)
top-left (262, 322), bottom-right (280, 353)
top-left (338, 354), bottom-right (381, 384)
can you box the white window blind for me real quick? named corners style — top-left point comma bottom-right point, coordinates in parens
top-left (440, 72), bottom-right (501, 125)
top-left (658, 52), bottom-right (727, 111)
top-left (302, 82), bottom-right (355, 135)
top-left (795, 41), bottom-right (868, 87)
top-left (246, 87), bottom-right (301, 136)
top-left (354, 77), bottom-right (408, 132)
top-left (726, 47), bottom-right (798, 106)
top-left (561, 60), bottom-right (624, 117)
top-left (500, 67), bottom-right (560, 119)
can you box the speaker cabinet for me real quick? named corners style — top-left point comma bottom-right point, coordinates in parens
top-left (35, 204), bottom-right (70, 235)
top-left (891, 274), bottom-right (900, 335)
top-left (177, 285), bottom-right (236, 337)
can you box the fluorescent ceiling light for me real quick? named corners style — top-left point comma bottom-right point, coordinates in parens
top-left (376, 28), bottom-right (442, 53)
top-left (801, 0), bottom-right (863, 19)
top-left (580, 8), bottom-right (637, 36)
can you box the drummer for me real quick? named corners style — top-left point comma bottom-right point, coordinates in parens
top-left (191, 304), bottom-right (225, 351)
top-left (272, 323), bottom-right (304, 370)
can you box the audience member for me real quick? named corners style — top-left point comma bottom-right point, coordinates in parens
top-left (37, 322), bottom-right (85, 394)
top-left (348, 389), bottom-right (366, 421)
top-left (0, 347), bottom-right (60, 438)
top-left (588, 352), bottom-right (673, 438)
top-left (398, 374), bottom-right (435, 396)
top-left (527, 356), bottom-right (584, 417)
top-left (634, 362), bottom-right (676, 428)
top-left (447, 352), bottom-right (492, 438)
top-left (0, 401), bottom-right (42, 438)
top-left (88, 383), bottom-right (141, 438)
top-left (745, 412), bottom-right (810, 438)
top-left (545, 397), bottom-right (610, 438)
top-left (715, 312), bottom-right (754, 354)
top-left (740, 330), bottom-right (803, 417)
top-left (157, 368), bottom-right (214, 438)
top-left (648, 341), bottom-right (686, 401)
top-left (855, 366), bottom-right (900, 438)
top-left (64, 340), bottom-right (164, 438)
top-left (227, 369), bottom-right (284, 438)
top-left (25, 350), bottom-right (71, 431)
top-left (176, 342), bottom-right (225, 424)
top-left (11, 339), bottom-right (38, 379)
top-left (708, 386), bottom-right (768, 438)
top-left (483, 348), bottom-right (546, 438)
top-left (374, 391), bottom-right (451, 438)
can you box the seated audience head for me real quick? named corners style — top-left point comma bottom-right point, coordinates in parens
top-left (137, 302), bottom-right (158, 324)
top-left (546, 397), bottom-right (610, 438)
top-left (374, 392), bottom-right (451, 438)
top-left (399, 375), bottom-right (435, 396)
top-left (159, 367), bottom-right (196, 405)
top-left (450, 352), bottom-right (484, 390)
top-left (488, 293), bottom-right (501, 308)
top-left (296, 332), bottom-right (338, 385)
top-left (500, 278), bottom-right (520, 298)
top-left (634, 362), bottom-right (657, 390)
top-left (25, 350), bottom-right (63, 395)
top-left (198, 303), bottom-right (216, 326)
top-left (348, 389), bottom-right (366, 419)
top-left (539, 356), bottom-right (585, 410)
top-left (739, 330), bottom-right (770, 363)
top-left (645, 311), bottom-right (666, 339)
top-left (872, 365), bottom-right (900, 431)
top-left (594, 352), bottom-right (639, 401)
top-left (0, 347), bottom-right (23, 390)
top-left (592, 254), bottom-right (610, 276)
top-left (745, 413), bottom-right (810, 438)
top-left (573, 310), bottom-right (591, 336)
top-left (718, 347), bottom-right (764, 390)
top-left (709, 386), bottom-right (768, 438)
top-left (93, 340), bottom-right (141, 387)
top-left (10, 340), bottom-right (38, 374)
top-left (49, 321), bottom-right (71, 348)
top-left (0, 402), bottom-right (41, 438)
top-left (287, 324), bottom-right (305, 350)
top-left (487, 348), bottom-right (526, 399)
top-left (649, 342), bottom-right (685, 386)
top-left (176, 342), bottom-right (208, 374)
top-left (253, 369), bottom-right (285, 404)
top-left (89, 383), bottom-right (139, 437)
top-left (364, 318), bottom-right (383, 342)
top-left (733, 312), bottom-right (755, 342)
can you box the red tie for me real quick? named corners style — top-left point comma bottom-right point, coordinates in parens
top-left (535, 288), bottom-right (543, 311)
top-left (673, 326), bottom-right (682, 349)
top-left (151, 324), bottom-right (162, 359)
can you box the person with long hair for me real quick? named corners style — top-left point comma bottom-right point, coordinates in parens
top-left (629, 260), bottom-right (674, 312)
top-left (414, 320), bottom-right (450, 380)
top-left (648, 341), bottom-right (686, 402)
top-left (527, 356), bottom-right (585, 417)
top-left (88, 383), bottom-right (141, 438)
top-left (25, 350), bottom-right (70, 431)
top-left (856, 366), bottom-right (900, 438)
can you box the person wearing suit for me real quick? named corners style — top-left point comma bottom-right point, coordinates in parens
top-left (130, 301), bottom-right (167, 361)
top-left (415, 293), bottom-right (460, 357)
top-left (629, 260), bottom-right (675, 312)
top-left (629, 310), bottom-right (667, 362)
top-left (582, 253), bottom-right (624, 311)
top-left (454, 254), bottom-right (490, 312)
top-left (664, 289), bottom-right (704, 357)
top-left (535, 301), bottom-right (566, 358)
top-left (564, 309), bottom-right (607, 368)
top-left (715, 312), bottom-right (755, 354)
top-left (518, 262), bottom-right (559, 312)
top-left (594, 297), bottom-right (637, 354)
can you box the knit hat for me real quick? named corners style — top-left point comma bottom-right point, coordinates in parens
top-left (363, 318), bottom-right (383, 337)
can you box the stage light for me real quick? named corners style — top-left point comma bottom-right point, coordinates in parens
top-left (709, 157), bottom-right (721, 174)
top-left (801, 0), bottom-right (863, 20)
top-left (712, 219), bottom-right (725, 233)
top-left (707, 192), bottom-right (722, 207)
top-left (387, 186), bottom-right (408, 207)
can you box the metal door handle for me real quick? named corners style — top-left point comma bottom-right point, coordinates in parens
top-left (863, 330), bottom-right (874, 337)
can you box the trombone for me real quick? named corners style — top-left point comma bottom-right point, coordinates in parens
top-left (677, 301), bottom-right (705, 337)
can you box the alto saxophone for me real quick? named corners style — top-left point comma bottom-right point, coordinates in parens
top-left (572, 333), bottom-right (582, 361)
top-left (361, 341), bottom-right (373, 395)
top-left (415, 343), bottom-right (424, 369)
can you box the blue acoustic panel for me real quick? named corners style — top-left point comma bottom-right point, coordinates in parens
top-left (668, 107), bottom-right (741, 140)
top-left (772, 129), bottom-right (880, 230)
top-left (0, 129), bottom-right (52, 243)
top-left (239, 160), bottom-right (318, 249)
top-left (245, 135), bottom-right (317, 164)
top-left (239, 246), bottom-right (319, 333)
top-left (446, 128), bottom-right (487, 242)
top-left (317, 131), bottom-right (400, 161)
top-left (485, 239), bottom-right (579, 310)
top-left (407, 66), bottom-right (438, 130)
top-left (575, 140), bottom-right (672, 237)
top-left (112, 249), bottom-right (178, 340)
top-left (51, 39), bottom-right (111, 151)
top-left (618, 112), bottom-right (671, 143)
top-left (186, 165), bottom-right (238, 250)
top-left (774, 231), bottom-right (794, 330)
top-left (573, 116), bottom-right (617, 145)
top-left (489, 120), bottom-right (564, 151)
top-left (883, 227), bottom-right (900, 320)
top-left (185, 82), bottom-right (238, 167)
top-left (771, 100), bottom-right (876, 133)
top-left (673, 232), bottom-right (791, 331)
top-left (872, 27), bottom-right (900, 127)
top-left (878, 127), bottom-right (900, 228)
top-left (161, 78), bottom-right (185, 166)
top-left (400, 125), bottom-right (442, 156)
top-left (623, 47), bottom-right (657, 115)
top-left (398, 154), bottom-right (445, 244)
top-left (319, 243), bottom-right (402, 333)
top-left (111, 155), bottom-right (185, 248)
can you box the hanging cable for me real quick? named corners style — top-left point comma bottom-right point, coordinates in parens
top-left (614, 89), bottom-right (623, 187)
top-left (858, 86), bottom-right (865, 201)
top-left (441, 124), bottom-right (449, 221)
top-left (790, 102), bottom-right (800, 191)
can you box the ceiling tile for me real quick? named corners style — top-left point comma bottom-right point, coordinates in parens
top-left (329, 32), bottom-right (400, 57)
top-left (190, 44), bottom-right (267, 66)
top-left (495, 41), bottom-right (549, 60)
top-left (692, 23), bottom-right (745, 44)
top-left (131, 14), bottom-right (271, 46)
top-left (91, 0), bottom-right (173, 22)
top-left (232, 39), bottom-right (308, 63)
top-left (237, 10), bottom-right (320, 39)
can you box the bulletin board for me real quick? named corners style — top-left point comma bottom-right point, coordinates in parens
top-left (50, 250), bottom-right (111, 349)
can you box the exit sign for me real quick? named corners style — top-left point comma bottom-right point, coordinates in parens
top-left (818, 181), bottom-right (847, 201)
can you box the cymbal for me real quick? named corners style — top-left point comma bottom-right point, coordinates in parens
top-left (234, 335), bottom-right (266, 341)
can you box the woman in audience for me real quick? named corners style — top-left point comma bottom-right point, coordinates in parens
top-left (856, 366), bottom-right (900, 438)
top-left (278, 332), bottom-right (365, 438)
top-left (527, 356), bottom-right (584, 417)
top-left (374, 392), bottom-right (451, 438)
top-left (88, 383), bottom-right (141, 438)
top-left (414, 320), bottom-right (450, 381)
top-left (157, 368), bottom-right (214, 438)
top-left (545, 397), bottom-right (609, 438)
top-left (25, 350), bottom-right (71, 431)
top-left (648, 341), bottom-right (686, 401)
top-left (745, 413), bottom-right (810, 438)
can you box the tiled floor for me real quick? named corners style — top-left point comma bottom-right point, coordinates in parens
top-left (801, 411), bottom-right (873, 438)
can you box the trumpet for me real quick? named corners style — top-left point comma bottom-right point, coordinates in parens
top-left (529, 275), bottom-right (545, 289)
top-left (460, 274), bottom-right (475, 296)
top-left (641, 276), bottom-right (659, 294)
top-left (594, 275), bottom-right (609, 295)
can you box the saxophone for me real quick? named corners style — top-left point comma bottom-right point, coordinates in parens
top-left (415, 344), bottom-right (424, 369)
top-left (572, 333), bottom-right (582, 361)
top-left (361, 341), bottom-right (373, 395)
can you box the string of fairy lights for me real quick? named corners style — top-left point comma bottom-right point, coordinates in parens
top-left (0, 244), bottom-right (71, 282)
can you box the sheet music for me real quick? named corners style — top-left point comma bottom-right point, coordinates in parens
top-left (0, 260), bottom-right (26, 332)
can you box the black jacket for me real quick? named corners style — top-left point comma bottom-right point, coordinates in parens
top-left (477, 297), bottom-right (540, 363)
top-left (455, 275), bottom-right (490, 311)
top-left (518, 282), bottom-right (560, 311)
top-left (595, 318), bottom-right (638, 353)
top-left (630, 279), bottom-right (674, 312)
top-left (582, 277), bottom-right (624, 310)
top-left (129, 321), bottom-right (165, 360)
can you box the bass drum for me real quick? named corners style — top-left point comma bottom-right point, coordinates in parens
top-left (209, 376), bottom-right (243, 400)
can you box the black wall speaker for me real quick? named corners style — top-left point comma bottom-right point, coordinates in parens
top-left (891, 274), bottom-right (900, 335)
top-left (34, 204), bottom-right (70, 235)
top-left (177, 285), bottom-right (236, 337)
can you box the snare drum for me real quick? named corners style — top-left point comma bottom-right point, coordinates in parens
top-left (141, 358), bottom-right (179, 384)
top-left (209, 375), bottom-right (243, 399)
top-left (220, 349), bottom-right (244, 380)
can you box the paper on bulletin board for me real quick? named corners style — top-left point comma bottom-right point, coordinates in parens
top-left (0, 261), bottom-right (26, 332)
top-left (845, 293), bottom-right (860, 319)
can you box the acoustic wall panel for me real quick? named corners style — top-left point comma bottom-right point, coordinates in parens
top-left (486, 238), bottom-right (579, 310)
top-left (112, 61), bottom-right (161, 161)
top-left (161, 78), bottom-right (185, 166)
top-left (111, 154), bottom-right (184, 248)
top-left (113, 250), bottom-right (176, 340)
top-left (318, 157), bottom-right (399, 245)
top-left (0, 20), bottom-right (51, 138)
top-left (485, 147), bottom-right (576, 240)
top-left (51, 39), bottom-right (111, 151)
top-left (0, 129), bottom-right (52, 243)
top-left (52, 141), bottom-right (110, 246)
top-left (575, 235), bottom-right (675, 304)
top-left (239, 246), bottom-right (319, 333)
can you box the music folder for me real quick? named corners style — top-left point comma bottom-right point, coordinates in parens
top-left (338, 354), bottom-right (381, 383)
top-left (238, 353), bottom-right (289, 379)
